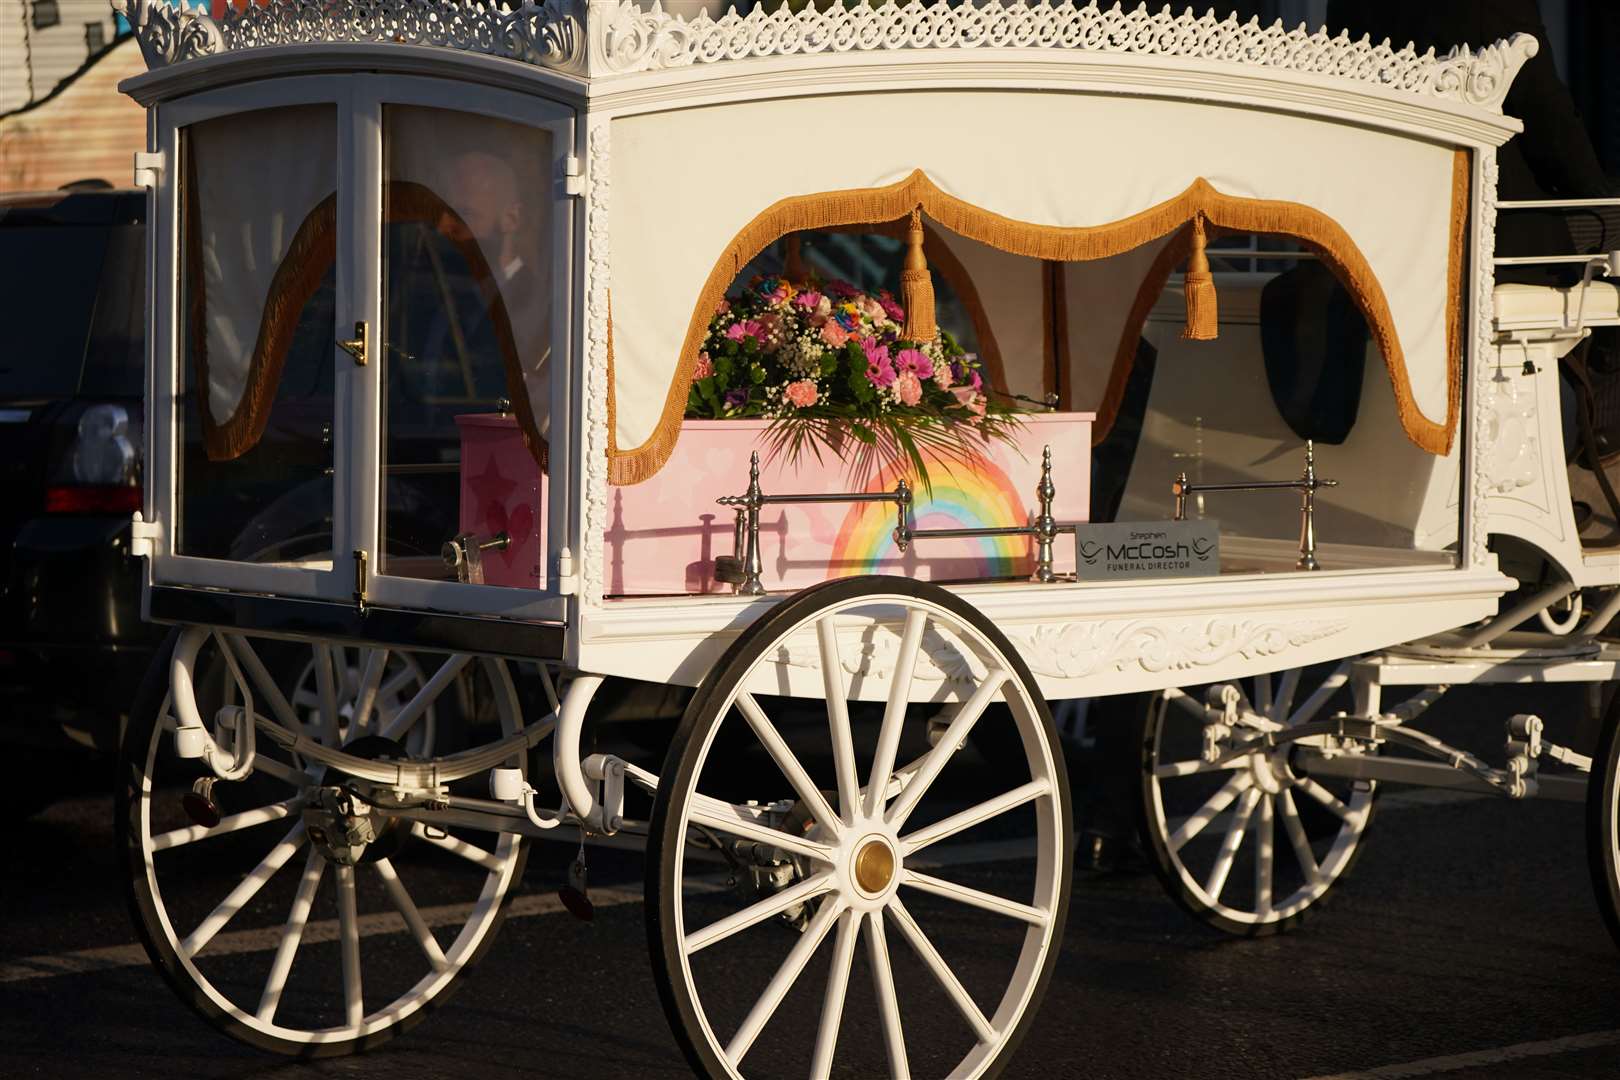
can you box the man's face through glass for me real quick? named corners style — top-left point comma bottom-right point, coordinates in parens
top-left (438, 150), bottom-right (521, 249)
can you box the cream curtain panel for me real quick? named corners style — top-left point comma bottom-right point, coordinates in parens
top-left (609, 90), bottom-right (1462, 484)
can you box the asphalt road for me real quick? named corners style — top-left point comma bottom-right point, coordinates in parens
top-left (3, 681), bottom-right (1618, 1080)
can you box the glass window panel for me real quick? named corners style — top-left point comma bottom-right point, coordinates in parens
top-left (380, 105), bottom-right (553, 585)
top-left (176, 104), bottom-right (337, 565)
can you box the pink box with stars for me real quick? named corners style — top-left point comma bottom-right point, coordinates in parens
top-left (457, 412), bottom-right (1091, 595)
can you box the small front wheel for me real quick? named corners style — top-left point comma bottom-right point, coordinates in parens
top-left (118, 627), bottom-right (531, 1055)
top-left (647, 577), bottom-right (1071, 1079)
top-left (1587, 686), bottom-right (1620, 950)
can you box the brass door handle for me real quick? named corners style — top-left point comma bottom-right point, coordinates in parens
top-left (337, 321), bottom-right (369, 366)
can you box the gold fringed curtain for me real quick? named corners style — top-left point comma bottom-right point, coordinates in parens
top-left (611, 165), bottom-right (1470, 484)
top-left (189, 180), bottom-right (547, 470)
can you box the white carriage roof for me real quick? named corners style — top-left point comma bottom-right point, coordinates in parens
top-left (115, 0), bottom-right (1535, 117)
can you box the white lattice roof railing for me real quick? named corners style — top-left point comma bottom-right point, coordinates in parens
top-left (112, 0), bottom-right (1537, 113)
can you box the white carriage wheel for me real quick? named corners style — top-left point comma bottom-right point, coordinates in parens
top-left (1586, 686), bottom-right (1620, 951)
top-left (1136, 661), bottom-right (1376, 936)
top-left (647, 577), bottom-right (1072, 1079)
top-left (291, 646), bottom-right (438, 759)
top-left (118, 627), bottom-right (530, 1056)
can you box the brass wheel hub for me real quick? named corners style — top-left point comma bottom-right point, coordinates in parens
top-left (853, 837), bottom-right (896, 895)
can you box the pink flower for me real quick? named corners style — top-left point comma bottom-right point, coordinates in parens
top-left (715, 298), bottom-right (731, 316)
top-left (725, 319), bottom-right (763, 344)
top-left (784, 379), bottom-right (819, 408)
top-left (951, 386), bottom-right (987, 417)
top-left (932, 363), bottom-right (953, 390)
top-left (895, 348), bottom-right (933, 380)
top-left (793, 290), bottom-right (824, 311)
top-left (878, 291), bottom-right (905, 322)
top-left (692, 351), bottom-right (713, 380)
top-left (820, 321), bottom-right (850, 347)
top-left (857, 295), bottom-right (885, 321)
top-left (863, 342), bottom-right (896, 388)
top-left (895, 371), bottom-right (923, 406)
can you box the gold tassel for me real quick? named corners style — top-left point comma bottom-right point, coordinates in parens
top-left (1181, 214), bottom-right (1218, 340)
top-left (900, 208), bottom-right (937, 343)
top-left (783, 232), bottom-right (806, 282)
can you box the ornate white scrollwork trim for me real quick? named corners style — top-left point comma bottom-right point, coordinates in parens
top-left (1008, 616), bottom-right (1349, 679)
top-left (1469, 150), bottom-right (1500, 567)
top-left (115, 0), bottom-right (1537, 116)
top-left (770, 614), bottom-right (1347, 684)
top-left (580, 119), bottom-right (612, 605)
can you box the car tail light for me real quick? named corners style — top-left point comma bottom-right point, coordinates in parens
top-left (47, 402), bottom-right (142, 514)
top-left (44, 484), bottom-right (143, 514)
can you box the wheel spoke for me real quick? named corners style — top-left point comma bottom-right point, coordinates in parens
top-left (219, 633), bottom-right (302, 731)
top-left (900, 870), bottom-right (1048, 926)
top-left (1167, 772), bottom-right (1253, 853)
top-left (866, 909), bottom-right (909, 1078)
top-left (866, 608), bottom-right (928, 818)
top-left (336, 864), bottom-right (364, 1028)
top-left (374, 858), bottom-right (447, 972)
top-left (888, 897), bottom-right (995, 1045)
top-left (724, 897), bottom-right (843, 1067)
top-left (1164, 687), bottom-right (1211, 724)
top-left (736, 692), bottom-right (840, 834)
top-left (684, 872), bottom-right (835, 955)
top-left (1279, 788), bottom-right (1321, 885)
top-left (154, 798), bottom-right (300, 851)
top-left (256, 848), bottom-right (325, 1023)
top-left (688, 796), bottom-right (837, 864)
top-left (377, 665), bottom-right (419, 705)
top-left (1253, 674), bottom-right (1273, 718)
top-left (885, 671), bottom-right (1009, 830)
top-left (180, 823), bottom-right (307, 959)
top-left (1294, 776), bottom-right (1351, 820)
top-left (1274, 668), bottom-right (1302, 725)
top-left (1153, 758), bottom-right (1246, 779)
top-left (1285, 661), bottom-right (1350, 727)
top-left (411, 823), bottom-right (504, 872)
top-left (900, 778), bottom-right (1050, 856)
top-left (313, 643), bottom-right (342, 744)
top-left (1254, 793), bottom-right (1275, 917)
top-left (1203, 786), bottom-right (1261, 902)
top-left (349, 649), bottom-right (390, 736)
top-left (379, 654), bottom-right (471, 742)
top-left (818, 618), bottom-right (861, 825)
top-left (809, 908), bottom-right (861, 1080)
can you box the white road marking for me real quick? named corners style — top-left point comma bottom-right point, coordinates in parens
top-left (0, 835), bottom-right (1034, 985)
top-left (1300, 1029), bottom-right (1620, 1079)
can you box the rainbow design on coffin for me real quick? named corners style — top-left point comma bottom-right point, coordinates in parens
top-left (829, 455), bottom-right (1032, 578)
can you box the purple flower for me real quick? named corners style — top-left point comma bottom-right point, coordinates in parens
top-left (724, 388), bottom-right (750, 410)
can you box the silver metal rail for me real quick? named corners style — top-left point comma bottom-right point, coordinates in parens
top-left (1171, 440), bottom-right (1336, 570)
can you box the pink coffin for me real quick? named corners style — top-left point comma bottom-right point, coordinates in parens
top-left (458, 413), bottom-right (1093, 596)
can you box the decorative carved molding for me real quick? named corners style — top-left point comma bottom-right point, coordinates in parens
top-left (1470, 151), bottom-right (1499, 566)
top-left (580, 119), bottom-right (612, 604)
top-left (115, 0), bottom-right (1537, 116)
top-left (1009, 616), bottom-right (1349, 679)
top-left (114, 0), bottom-right (585, 72)
top-left (772, 614), bottom-right (1348, 684)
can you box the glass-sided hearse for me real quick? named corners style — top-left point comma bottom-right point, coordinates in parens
top-left (109, 1), bottom-right (1618, 1074)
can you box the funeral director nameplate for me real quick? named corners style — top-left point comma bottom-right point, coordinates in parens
top-left (1072, 521), bottom-right (1220, 581)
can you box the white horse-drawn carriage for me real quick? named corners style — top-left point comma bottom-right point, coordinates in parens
top-left (109, 0), bottom-right (1618, 1074)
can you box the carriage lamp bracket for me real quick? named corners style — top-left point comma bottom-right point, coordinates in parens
top-left (714, 451), bottom-right (913, 596)
top-left (1173, 440), bottom-right (1337, 571)
top-left (172, 630), bottom-right (258, 782)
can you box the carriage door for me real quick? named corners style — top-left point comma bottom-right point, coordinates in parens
top-left (350, 79), bottom-right (573, 620)
top-left (155, 79), bottom-right (357, 601)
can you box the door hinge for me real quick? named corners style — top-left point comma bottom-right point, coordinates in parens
top-left (562, 155), bottom-right (584, 197)
top-left (129, 512), bottom-right (162, 559)
top-left (554, 546), bottom-right (578, 595)
top-left (353, 549), bottom-right (369, 613)
top-left (133, 151), bottom-right (165, 189)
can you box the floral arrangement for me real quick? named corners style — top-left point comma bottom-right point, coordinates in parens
top-left (685, 274), bottom-right (1018, 485)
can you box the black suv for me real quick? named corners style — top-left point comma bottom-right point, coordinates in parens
top-left (0, 186), bottom-right (155, 811)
